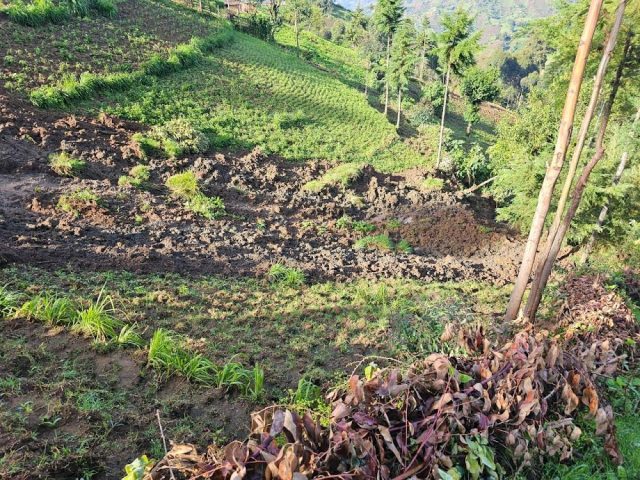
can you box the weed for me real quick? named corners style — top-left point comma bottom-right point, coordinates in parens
top-left (214, 360), bottom-right (250, 391)
top-left (303, 163), bottom-right (363, 193)
top-left (73, 291), bottom-right (123, 342)
top-left (49, 152), bottom-right (85, 177)
top-left (115, 324), bottom-right (144, 348)
top-left (118, 164), bottom-right (150, 188)
top-left (354, 234), bottom-right (394, 252)
top-left (0, 285), bottom-right (21, 318)
top-left (57, 188), bottom-right (99, 217)
top-left (166, 171), bottom-right (199, 198)
top-left (386, 218), bottom-right (402, 230)
top-left (148, 118), bottom-right (209, 157)
top-left (268, 264), bottom-right (306, 287)
top-left (166, 171), bottom-right (225, 218)
top-left (335, 215), bottom-right (375, 233)
top-left (17, 293), bottom-right (76, 326)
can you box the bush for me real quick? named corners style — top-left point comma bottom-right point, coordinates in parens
top-left (149, 119), bottom-right (210, 157)
top-left (49, 152), bottom-right (85, 176)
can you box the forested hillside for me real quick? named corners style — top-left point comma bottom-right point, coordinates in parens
top-left (0, 0), bottom-right (638, 479)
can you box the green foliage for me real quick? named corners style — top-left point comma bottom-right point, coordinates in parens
top-left (17, 293), bottom-right (77, 326)
top-left (165, 171), bottom-right (198, 198)
top-left (115, 324), bottom-right (144, 348)
top-left (336, 215), bottom-right (376, 233)
top-left (57, 188), bottom-right (100, 216)
top-left (388, 20), bottom-right (417, 93)
top-left (245, 364), bottom-right (265, 401)
top-left (452, 144), bottom-right (491, 186)
top-left (118, 165), bottom-right (150, 189)
top-left (4, 0), bottom-right (69, 27)
top-left (49, 152), bottom-right (85, 177)
top-left (74, 291), bottom-right (124, 342)
top-left (436, 8), bottom-right (480, 76)
top-left (461, 66), bottom-right (500, 130)
top-left (354, 234), bottom-right (394, 251)
top-left (165, 171), bottom-right (225, 219)
top-left (122, 455), bottom-right (152, 480)
top-left (422, 177), bottom-right (444, 192)
top-left (185, 193), bottom-right (225, 220)
top-left (148, 329), bottom-right (215, 383)
top-left (148, 118), bottom-right (210, 157)
top-left (268, 264), bottom-right (306, 287)
top-left (303, 163), bottom-right (362, 192)
top-left (0, 285), bottom-right (22, 319)
top-left (463, 435), bottom-right (500, 479)
top-left (372, 0), bottom-right (404, 37)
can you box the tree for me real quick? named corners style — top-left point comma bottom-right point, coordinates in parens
top-left (317, 0), bottom-right (333, 14)
top-left (434, 8), bottom-right (480, 169)
top-left (284, 0), bottom-right (313, 51)
top-left (503, 0), bottom-right (604, 322)
top-left (373, 0), bottom-right (404, 115)
top-left (345, 6), bottom-right (368, 45)
top-left (416, 15), bottom-right (435, 82)
top-left (389, 20), bottom-right (417, 128)
top-left (460, 66), bottom-right (500, 135)
top-left (359, 29), bottom-right (385, 97)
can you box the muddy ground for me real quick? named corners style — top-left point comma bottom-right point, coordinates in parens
top-left (0, 88), bottom-right (523, 284)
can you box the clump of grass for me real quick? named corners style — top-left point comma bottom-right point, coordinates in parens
top-left (303, 163), bottom-right (363, 193)
top-left (5, 0), bottom-right (69, 27)
top-left (57, 188), bottom-right (99, 217)
top-left (166, 171), bottom-right (225, 219)
top-left (245, 364), bottom-right (265, 401)
top-left (115, 324), bottom-right (144, 347)
top-left (118, 164), bottom-right (150, 188)
top-left (354, 234), bottom-right (394, 252)
top-left (396, 239), bottom-right (413, 254)
top-left (73, 291), bottom-right (123, 342)
top-left (17, 293), bottom-right (76, 326)
top-left (273, 110), bottom-right (305, 129)
top-left (421, 177), bottom-right (444, 193)
top-left (268, 263), bottom-right (306, 287)
top-left (148, 118), bottom-right (209, 158)
top-left (335, 215), bottom-right (376, 233)
top-left (89, 0), bottom-right (116, 17)
top-left (49, 152), bottom-right (85, 177)
top-left (0, 285), bottom-right (21, 319)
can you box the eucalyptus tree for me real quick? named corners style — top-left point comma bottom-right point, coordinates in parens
top-left (389, 19), bottom-right (417, 128)
top-left (434, 8), bottom-right (480, 168)
top-left (373, 0), bottom-right (404, 115)
top-left (416, 15), bottom-right (435, 82)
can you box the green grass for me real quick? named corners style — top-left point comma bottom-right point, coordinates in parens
top-left (165, 171), bottom-right (199, 198)
top-left (0, 285), bottom-right (21, 319)
top-left (118, 164), bottom-right (150, 188)
top-left (3, 0), bottom-right (69, 27)
top-left (303, 163), bottom-right (363, 192)
top-left (57, 188), bottom-right (100, 216)
top-left (100, 31), bottom-right (424, 171)
top-left (165, 171), bottom-right (225, 219)
top-left (17, 293), bottom-right (77, 326)
top-left (49, 152), bottom-right (85, 177)
top-left (354, 234), bottom-right (394, 251)
top-left (268, 264), bottom-right (306, 287)
top-left (73, 291), bottom-right (124, 342)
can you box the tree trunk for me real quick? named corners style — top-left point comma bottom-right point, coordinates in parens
top-left (504, 0), bottom-right (603, 322)
top-left (466, 121), bottom-right (472, 136)
top-left (384, 35), bottom-right (391, 115)
top-left (435, 64), bottom-right (451, 170)
top-left (396, 87), bottom-right (402, 128)
top-left (581, 106), bottom-right (640, 263)
top-left (419, 45), bottom-right (426, 82)
top-left (523, 147), bottom-right (605, 320)
top-left (198, 0), bottom-right (202, 12)
top-left (545, 1), bottom-right (626, 246)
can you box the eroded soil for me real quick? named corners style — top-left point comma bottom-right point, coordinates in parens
top-left (0, 88), bottom-right (523, 284)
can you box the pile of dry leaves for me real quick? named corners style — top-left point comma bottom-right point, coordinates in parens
top-left (148, 277), bottom-right (639, 480)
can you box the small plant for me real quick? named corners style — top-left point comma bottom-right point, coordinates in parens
top-left (166, 171), bottom-right (199, 198)
top-left (354, 234), bottom-right (394, 251)
top-left (57, 188), bottom-right (99, 217)
top-left (0, 285), bottom-right (21, 318)
top-left (396, 239), bottom-right (412, 254)
top-left (292, 377), bottom-right (322, 408)
top-left (118, 164), bottom-right (150, 188)
top-left (245, 364), bottom-right (265, 401)
top-left (166, 171), bottom-right (225, 219)
top-left (148, 329), bottom-right (216, 384)
top-left (303, 163), bottom-right (363, 193)
top-left (386, 218), bottom-right (402, 230)
top-left (73, 290), bottom-right (123, 342)
top-left (148, 119), bottom-right (209, 158)
top-left (268, 263), bottom-right (306, 287)
top-left (122, 455), bottom-right (152, 480)
top-left (421, 177), bottom-right (444, 193)
top-left (49, 152), bottom-right (85, 177)
top-left (215, 360), bottom-right (250, 391)
top-left (115, 324), bottom-right (144, 348)
top-left (17, 293), bottom-right (76, 326)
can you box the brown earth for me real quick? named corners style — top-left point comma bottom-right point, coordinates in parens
top-left (0, 88), bottom-right (524, 285)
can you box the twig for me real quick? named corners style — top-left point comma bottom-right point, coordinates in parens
top-left (156, 409), bottom-right (177, 480)
top-left (459, 176), bottom-right (497, 196)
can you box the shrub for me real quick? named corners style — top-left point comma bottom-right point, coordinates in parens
top-left (303, 163), bottom-right (363, 193)
top-left (149, 119), bottom-right (210, 157)
top-left (354, 234), bottom-right (394, 252)
top-left (49, 152), bottom-right (85, 177)
top-left (57, 188), bottom-right (100, 216)
top-left (268, 263), bottom-right (306, 287)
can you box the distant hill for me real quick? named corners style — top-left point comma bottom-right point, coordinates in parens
top-left (335, 0), bottom-right (553, 49)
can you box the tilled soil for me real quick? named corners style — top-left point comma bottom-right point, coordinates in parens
top-left (0, 88), bottom-right (523, 284)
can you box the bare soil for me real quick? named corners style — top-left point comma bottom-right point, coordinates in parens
top-left (0, 88), bottom-right (524, 284)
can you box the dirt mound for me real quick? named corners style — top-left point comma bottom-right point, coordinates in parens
top-left (0, 88), bottom-right (523, 284)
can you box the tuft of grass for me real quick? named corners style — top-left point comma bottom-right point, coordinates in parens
top-left (421, 177), bottom-right (444, 193)
top-left (165, 171), bottom-right (199, 198)
top-left (268, 263), bottom-right (306, 287)
top-left (115, 324), bottom-right (144, 348)
top-left (214, 360), bottom-right (250, 391)
top-left (5, 0), bottom-right (69, 27)
top-left (354, 234), bottom-right (394, 252)
top-left (73, 291), bottom-right (124, 342)
top-left (49, 152), bottom-right (85, 177)
top-left (148, 118), bottom-right (209, 158)
top-left (303, 163), bottom-right (363, 193)
top-left (118, 164), bottom-right (150, 188)
top-left (0, 285), bottom-right (22, 319)
top-left (185, 193), bottom-right (225, 219)
top-left (396, 239), bottom-right (413, 254)
top-left (335, 215), bottom-right (376, 234)
top-left (166, 171), bottom-right (225, 219)
top-left (17, 293), bottom-right (77, 326)
top-left (57, 188), bottom-right (100, 217)
top-left (245, 364), bottom-right (265, 401)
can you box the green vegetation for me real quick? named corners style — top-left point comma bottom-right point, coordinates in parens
top-left (336, 215), bottom-right (376, 233)
top-left (56, 188), bottom-right (100, 216)
top-left (165, 171), bottom-right (225, 219)
top-left (118, 164), bottom-right (151, 188)
top-left (74, 291), bottom-right (124, 342)
top-left (146, 118), bottom-right (210, 157)
top-left (17, 293), bottom-right (77, 326)
top-left (354, 233), bottom-right (394, 251)
top-left (48, 151), bottom-right (85, 177)
top-left (268, 263), bottom-right (306, 287)
top-left (303, 163), bottom-right (363, 192)
top-left (2, 0), bottom-right (69, 27)
top-left (0, 285), bottom-right (21, 318)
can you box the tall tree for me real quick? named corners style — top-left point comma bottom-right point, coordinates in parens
top-left (284, 0), bottom-right (313, 51)
top-left (504, 0), bottom-right (604, 322)
top-left (460, 66), bottom-right (500, 135)
top-left (416, 15), bottom-right (435, 82)
top-left (373, 0), bottom-right (404, 115)
top-left (389, 19), bottom-right (417, 128)
top-left (434, 8), bottom-right (480, 169)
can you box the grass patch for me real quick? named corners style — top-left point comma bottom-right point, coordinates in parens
top-left (3, 0), bottom-right (69, 27)
top-left (73, 291), bottom-right (124, 342)
top-left (56, 188), bottom-right (100, 216)
top-left (165, 171), bottom-right (225, 219)
top-left (421, 177), bottom-right (444, 193)
top-left (0, 285), bottom-right (21, 319)
top-left (17, 293), bottom-right (77, 326)
top-left (146, 118), bottom-right (210, 158)
top-left (118, 164), bottom-right (150, 188)
top-left (354, 234), bottom-right (394, 252)
top-left (268, 263), bottom-right (306, 287)
top-left (303, 163), bottom-right (363, 193)
top-left (336, 215), bottom-right (376, 233)
top-left (48, 152), bottom-right (85, 177)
